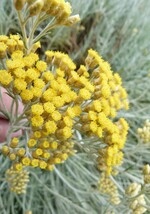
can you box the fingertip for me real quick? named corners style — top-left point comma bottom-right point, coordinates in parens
top-left (0, 118), bottom-right (9, 142)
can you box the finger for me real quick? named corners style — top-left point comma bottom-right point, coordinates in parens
top-left (0, 118), bottom-right (22, 142)
top-left (0, 118), bottom-right (9, 142)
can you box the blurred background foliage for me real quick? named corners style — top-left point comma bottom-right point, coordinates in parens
top-left (0, 0), bottom-right (150, 213)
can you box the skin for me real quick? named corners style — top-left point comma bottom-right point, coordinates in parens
top-left (0, 87), bottom-right (23, 142)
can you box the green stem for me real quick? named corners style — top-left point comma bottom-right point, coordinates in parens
top-left (23, 15), bottom-right (30, 26)
top-left (28, 13), bottom-right (49, 41)
top-left (28, 13), bottom-right (42, 51)
top-left (17, 11), bottom-right (28, 50)
top-left (33, 20), bottom-right (56, 44)
top-left (0, 59), bottom-right (6, 69)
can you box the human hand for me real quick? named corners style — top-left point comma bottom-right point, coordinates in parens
top-left (0, 87), bottom-right (23, 142)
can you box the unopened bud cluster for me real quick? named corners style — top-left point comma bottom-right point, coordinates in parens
top-left (143, 164), bottom-right (150, 184)
top-left (98, 173), bottom-right (120, 205)
top-left (126, 183), bottom-right (147, 214)
top-left (5, 166), bottom-right (29, 194)
top-left (137, 120), bottom-right (150, 143)
top-left (14, 0), bottom-right (80, 26)
top-left (126, 182), bottom-right (141, 198)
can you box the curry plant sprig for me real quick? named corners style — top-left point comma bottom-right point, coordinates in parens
top-left (0, 0), bottom-right (129, 190)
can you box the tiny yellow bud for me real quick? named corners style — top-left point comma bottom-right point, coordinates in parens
top-left (31, 158), bottom-right (39, 167)
top-left (50, 141), bottom-right (58, 149)
top-left (24, 211), bottom-right (32, 214)
top-left (27, 139), bottom-right (37, 148)
top-left (34, 148), bottom-right (43, 156)
top-left (13, 163), bottom-right (23, 171)
top-left (54, 157), bottom-right (61, 164)
top-left (21, 157), bottom-right (31, 166)
top-left (143, 164), bottom-right (150, 175)
top-left (9, 153), bottom-right (17, 160)
top-left (10, 138), bottom-right (19, 148)
top-left (1, 145), bottom-right (10, 155)
top-left (29, 0), bottom-right (44, 16)
top-left (46, 164), bottom-right (54, 171)
top-left (64, 15), bottom-right (80, 26)
top-left (27, 0), bottom-right (36, 5)
top-left (14, 0), bottom-right (26, 10)
top-left (33, 131), bottom-right (41, 139)
top-left (17, 148), bottom-right (26, 157)
top-left (39, 160), bottom-right (47, 169)
top-left (60, 153), bottom-right (68, 161)
top-left (42, 152), bottom-right (50, 159)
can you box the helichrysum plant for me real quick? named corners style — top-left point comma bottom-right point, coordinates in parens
top-left (0, 0), bottom-right (129, 200)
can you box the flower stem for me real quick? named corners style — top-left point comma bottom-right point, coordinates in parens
top-left (33, 19), bottom-right (56, 43)
top-left (17, 11), bottom-right (28, 50)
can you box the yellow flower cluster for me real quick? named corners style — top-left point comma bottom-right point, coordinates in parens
top-left (126, 183), bottom-right (147, 214)
top-left (0, 35), bottom-right (24, 59)
top-left (83, 50), bottom-right (129, 175)
top-left (137, 120), bottom-right (150, 143)
top-left (14, 0), bottom-right (80, 26)
top-left (0, 35), bottom-right (129, 175)
top-left (5, 166), bottom-right (29, 194)
top-left (97, 118), bottom-right (129, 175)
top-left (98, 173), bottom-right (120, 205)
